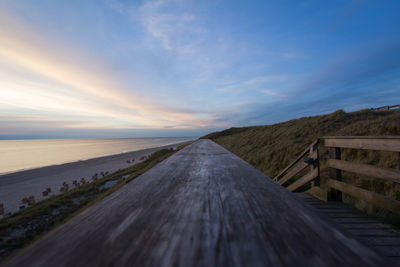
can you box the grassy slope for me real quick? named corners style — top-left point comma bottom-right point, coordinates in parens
top-left (203, 109), bottom-right (400, 177)
top-left (0, 145), bottom-right (188, 262)
top-left (203, 109), bottom-right (400, 215)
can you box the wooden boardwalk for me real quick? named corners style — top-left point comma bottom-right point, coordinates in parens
top-left (4, 140), bottom-right (390, 266)
top-left (294, 193), bottom-right (400, 265)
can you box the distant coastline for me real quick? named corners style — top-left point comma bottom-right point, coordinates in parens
top-left (0, 137), bottom-right (196, 174)
top-left (0, 139), bottom-right (193, 176)
top-left (0, 140), bottom-right (193, 213)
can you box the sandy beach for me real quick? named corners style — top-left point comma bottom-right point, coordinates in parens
top-left (0, 141), bottom-right (191, 214)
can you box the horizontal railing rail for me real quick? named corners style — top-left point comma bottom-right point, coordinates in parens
top-left (273, 139), bottom-right (318, 184)
top-left (324, 136), bottom-right (400, 152)
top-left (276, 136), bottom-right (400, 214)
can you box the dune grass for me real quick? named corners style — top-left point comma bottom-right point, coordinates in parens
top-left (203, 109), bottom-right (400, 218)
top-left (0, 145), bottom-right (188, 262)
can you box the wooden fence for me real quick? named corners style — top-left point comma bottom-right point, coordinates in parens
top-left (274, 136), bottom-right (400, 214)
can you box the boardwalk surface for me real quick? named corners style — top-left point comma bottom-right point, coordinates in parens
top-left (4, 140), bottom-right (388, 266)
top-left (294, 193), bottom-right (400, 265)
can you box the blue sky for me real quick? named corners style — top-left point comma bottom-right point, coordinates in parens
top-left (0, 0), bottom-right (399, 139)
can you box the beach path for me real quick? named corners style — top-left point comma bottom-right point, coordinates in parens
top-left (5, 139), bottom-right (387, 266)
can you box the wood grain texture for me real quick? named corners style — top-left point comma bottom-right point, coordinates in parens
top-left (323, 137), bottom-right (400, 152)
top-left (277, 160), bottom-right (308, 185)
top-left (274, 140), bottom-right (318, 181)
top-left (4, 140), bottom-right (387, 267)
top-left (278, 150), bottom-right (317, 185)
top-left (287, 168), bottom-right (319, 192)
top-left (294, 193), bottom-right (400, 264)
top-left (326, 159), bottom-right (400, 184)
top-left (325, 178), bottom-right (400, 214)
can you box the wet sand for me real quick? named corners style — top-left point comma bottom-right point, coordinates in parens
top-left (0, 141), bottom-right (192, 213)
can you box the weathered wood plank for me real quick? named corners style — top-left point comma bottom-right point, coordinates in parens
top-left (324, 136), bottom-right (400, 139)
top-left (359, 237), bottom-right (400, 246)
top-left (4, 140), bottom-right (387, 267)
top-left (278, 160), bottom-right (308, 185)
top-left (287, 168), bottom-right (319, 192)
top-left (305, 186), bottom-right (328, 201)
top-left (278, 149), bottom-right (317, 185)
top-left (342, 224), bottom-right (394, 230)
top-left (294, 193), bottom-right (400, 260)
top-left (347, 229), bottom-right (399, 237)
top-left (328, 147), bottom-right (342, 201)
top-left (324, 214), bottom-right (373, 219)
top-left (274, 139), bottom-right (318, 181)
top-left (325, 178), bottom-right (400, 214)
top-left (327, 159), bottom-right (400, 184)
top-left (398, 152), bottom-right (400, 170)
top-left (375, 249), bottom-right (400, 260)
top-left (323, 137), bottom-right (400, 152)
top-left (310, 141), bottom-right (320, 187)
top-left (333, 218), bottom-right (385, 223)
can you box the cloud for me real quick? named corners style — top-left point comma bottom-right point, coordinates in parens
top-left (215, 75), bottom-right (289, 98)
top-left (295, 39), bottom-right (400, 96)
top-left (138, 0), bottom-right (204, 52)
top-left (0, 10), bottom-right (219, 131)
top-left (205, 39), bottom-right (400, 127)
top-left (3, 0), bottom-right (398, 139)
top-left (104, 0), bottom-right (127, 14)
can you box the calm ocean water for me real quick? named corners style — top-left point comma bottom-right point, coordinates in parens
top-left (0, 137), bottom-right (194, 174)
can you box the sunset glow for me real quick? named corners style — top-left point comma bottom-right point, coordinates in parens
top-left (1, 1), bottom-right (399, 138)
top-left (0, 10), bottom-right (208, 134)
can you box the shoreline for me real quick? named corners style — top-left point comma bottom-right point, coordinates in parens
top-left (0, 140), bottom-right (193, 214)
top-left (0, 140), bottom-right (193, 176)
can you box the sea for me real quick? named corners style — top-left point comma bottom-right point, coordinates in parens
top-left (0, 137), bottom-right (195, 174)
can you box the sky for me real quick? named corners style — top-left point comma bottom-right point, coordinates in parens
top-left (0, 0), bottom-right (399, 139)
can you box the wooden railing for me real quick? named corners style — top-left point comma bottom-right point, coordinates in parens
top-left (273, 139), bottom-right (320, 191)
top-left (275, 136), bottom-right (400, 214)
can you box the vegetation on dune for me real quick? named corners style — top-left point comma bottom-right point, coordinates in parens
top-left (203, 109), bottom-right (400, 218)
top-left (203, 109), bottom-right (400, 177)
top-left (0, 145), bottom-right (188, 262)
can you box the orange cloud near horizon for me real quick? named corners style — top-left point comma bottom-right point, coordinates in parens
top-left (0, 11), bottom-right (215, 133)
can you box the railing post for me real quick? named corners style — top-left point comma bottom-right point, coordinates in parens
top-left (398, 152), bottom-right (400, 170)
top-left (310, 140), bottom-right (320, 187)
top-left (329, 147), bottom-right (342, 201)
